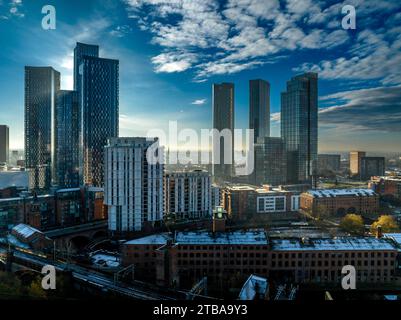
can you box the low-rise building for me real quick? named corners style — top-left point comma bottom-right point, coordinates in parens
top-left (300, 188), bottom-right (379, 217)
top-left (11, 223), bottom-right (52, 250)
top-left (121, 231), bottom-right (400, 288)
top-left (222, 185), bottom-right (300, 221)
top-left (369, 176), bottom-right (401, 201)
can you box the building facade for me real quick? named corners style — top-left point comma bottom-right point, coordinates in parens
top-left (317, 154), bottom-right (341, 175)
top-left (249, 79), bottom-right (270, 143)
top-left (212, 83), bottom-right (234, 182)
top-left (0, 125), bottom-right (9, 164)
top-left (121, 231), bottom-right (400, 288)
top-left (253, 137), bottom-right (287, 186)
top-left (24, 66), bottom-right (60, 190)
top-left (360, 157), bottom-right (385, 180)
top-left (55, 90), bottom-right (80, 188)
top-left (300, 188), bottom-right (379, 217)
top-left (281, 73), bottom-right (318, 184)
top-left (369, 176), bottom-right (401, 200)
top-left (105, 137), bottom-right (164, 233)
top-left (350, 151), bottom-right (366, 176)
top-left (77, 51), bottom-right (119, 187)
top-left (165, 170), bottom-right (212, 220)
top-left (222, 185), bottom-right (300, 221)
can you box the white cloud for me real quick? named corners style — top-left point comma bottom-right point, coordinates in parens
top-left (122, 0), bottom-right (364, 79)
top-left (191, 99), bottom-right (206, 105)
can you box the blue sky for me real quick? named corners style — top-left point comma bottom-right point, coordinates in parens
top-left (0, 0), bottom-right (400, 153)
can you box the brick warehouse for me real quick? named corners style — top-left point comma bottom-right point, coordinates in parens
top-left (121, 230), bottom-right (401, 289)
top-left (300, 188), bottom-right (379, 217)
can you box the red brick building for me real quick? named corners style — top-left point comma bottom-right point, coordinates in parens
top-left (300, 188), bottom-right (379, 217)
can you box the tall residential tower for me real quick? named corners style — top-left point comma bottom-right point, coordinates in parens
top-left (24, 66), bottom-right (60, 190)
top-left (74, 43), bottom-right (119, 187)
top-left (249, 79), bottom-right (270, 143)
top-left (212, 83), bottom-right (234, 183)
top-left (281, 72), bottom-right (318, 184)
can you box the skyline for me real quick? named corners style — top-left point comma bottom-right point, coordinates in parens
top-left (0, 0), bottom-right (401, 152)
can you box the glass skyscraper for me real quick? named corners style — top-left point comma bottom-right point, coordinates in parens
top-left (55, 90), bottom-right (80, 188)
top-left (249, 79), bottom-right (270, 143)
top-left (73, 42), bottom-right (99, 91)
top-left (77, 54), bottom-right (119, 187)
top-left (212, 83), bottom-right (234, 183)
top-left (0, 125), bottom-right (9, 164)
top-left (253, 137), bottom-right (287, 186)
top-left (281, 72), bottom-right (318, 184)
top-left (24, 66), bottom-right (60, 190)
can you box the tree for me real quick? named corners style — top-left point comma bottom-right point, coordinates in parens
top-left (340, 214), bottom-right (365, 235)
top-left (371, 215), bottom-right (399, 233)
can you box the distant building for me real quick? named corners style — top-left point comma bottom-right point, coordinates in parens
top-left (300, 188), bottom-right (379, 217)
top-left (105, 137), bottom-right (164, 233)
top-left (0, 125), bottom-right (9, 164)
top-left (212, 83), bottom-right (234, 182)
top-left (317, 154), bottom-right (341, 175)
top-left (360, 157), bottom-right (385, 180)
top-left (165, 170), bottom-right (212, 220)
top-left (281, 73), bottom-right (318, 184)
top-left (253, 137), bottom-right (287, 186)
top-left (222, 185), bottom-right (300, 221)
top-left (24, 66), bottom-right (60, 190)
top-left (211, 184), bottom-right (221, 210)
top-left (76, 43), bottom-right (119, 187)
top-left (55, 90), bottom-right (80, 188)
top-left (249, 79), bottom-right (270, 143)
top-left (349, 151), bottom-right (366, 176)
top-left (369, 176), bottom-right (401, 200)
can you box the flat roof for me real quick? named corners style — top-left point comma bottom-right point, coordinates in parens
top-left (384, 233), bottom-right (401, 247)
top-left (12, 223), bottom-right (42, 238)
top-left (175, 230), bottom-right (268, 245)
top-left (124, 234), bottom-right (171, 245)
top-left (271, 237), bottom-right (396, 251)
top-left (306, 189), bottom-right (376, 198)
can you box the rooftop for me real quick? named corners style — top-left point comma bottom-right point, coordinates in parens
top-left (124, 233), bottom-right (172, 245)
top-left (175, 230), bottom-right (268, 245)
top-left (12, 223), bottom-right (43, 239)
top-left (271, 237), bottom-right (396, 251)
top-left (306, 188), bottom-right (376, 198)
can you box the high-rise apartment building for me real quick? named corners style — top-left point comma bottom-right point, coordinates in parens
top-left (55, 90), bottom-right (80, 188)
top-left (24, 66), bottom-right (60, 190)
top-left (253, 137), bottom-right (287, 186)
top-left (212, 83), bottom-right (234, 182)
top-left (165, 170), bottom-right (212, 220)
top-left (350, 151), bottom-right (366, 176)
top-left (77, 53), bottom-right (119, 187)
top-left (360, 157), bottom-right (385, 180)
top-left (73, 42), bottom-right (99, 91)
top-left (249, 79), bottom-right (270, 143)
top-left (281, 73), bottom-right (318, 184)
top-left (317, 154), bottom-right (341, 174)
top-left (105, 137), bottom-right (164, 233)
top-left (0, 125), bottom-right (9, 164)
